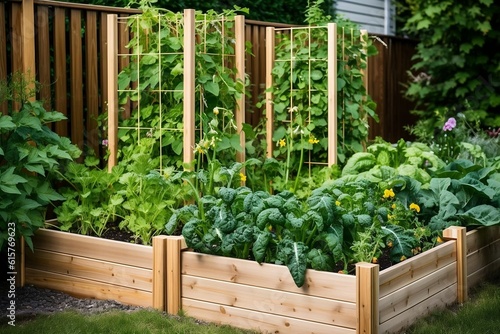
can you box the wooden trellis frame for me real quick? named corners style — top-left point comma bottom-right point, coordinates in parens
top-left (106, 10), bottom-right (246, 172)
top-left (265, 23), bottom-right (338, 167)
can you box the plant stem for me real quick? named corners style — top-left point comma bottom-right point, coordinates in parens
top-left (293, 138), bottom-right (305, 193)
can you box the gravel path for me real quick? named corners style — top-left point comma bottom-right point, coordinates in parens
top-left (0, 284), bottom-right (144, 321)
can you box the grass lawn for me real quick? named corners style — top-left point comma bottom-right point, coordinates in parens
top-left (1, 274), bottom-right (499, 334)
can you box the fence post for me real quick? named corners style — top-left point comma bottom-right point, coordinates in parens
top-left (166, 236), bottom-right (184, 315)
top-left (327, 23), bottom-right (337, 166)
top-left (235, 15), bottom-right (246, 165)
top-left (356, 262), bottom-right (379, 334)
top-left (443, 226), bottom-right (468, 303)
top-left (265, 27), bottom-right (275, 158)
top-left (107, 14), bottom-right (118, 171)
top-left (152, 236), bottom-right (168, 311)
top-left (21, 0), bottom-right (36, 99)
top-left (183, 9), bottom-right (195, 169)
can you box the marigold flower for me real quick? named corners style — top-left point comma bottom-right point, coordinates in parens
top-left (409, 203), bottom-right (421, 213)
top-left (239, 172), bottom-right (247, 182)
top-left (383, 188), bottom-right (395, 199)
top-left (308, 136), bottom-right (320, 144)
top-left (278, 138), bottom-right (286, 148)
top-left (335, 200), bottom-right (341, 206)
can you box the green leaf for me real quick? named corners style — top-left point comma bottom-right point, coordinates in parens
top-left (252, 231), bottom-right (271, 263)
top-left (35, 182), bottom-right (65, 202)
top-left (416, 19), bottom-right (431, 30)
top-left (287, 241), bottom-right (308, 287)
top-left (382, 225), bottom-right (417, 262)
top-left (308, 248), bottom-right (333, 271)
top-left (204, 81), bottom-right (220, 97)
top-left (458, 205), bottom-right (500, 227)
top-left (0, 115), bottom-right (16, 131)
top-left (310, 70), bottom-right (323, 81)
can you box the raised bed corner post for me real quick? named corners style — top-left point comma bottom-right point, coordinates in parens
top-left (165, 236), bottom-right (185, 315)
top-left (443, 226), bottom-right (468, 303)
top-left (21, 0), bottom-right (36, 102)
top-left (107, 14), bottom-right (118, 172)
top-left (265, 26), bottom-right (275, 159)
top-left (183, 9), bottom-right (195, 169)
top-left (356, 262), bottom-right (379, 334)
top-left (327, 23), bottom-right (337, 166)
top-left (152, 236), bottom-right (168, 311)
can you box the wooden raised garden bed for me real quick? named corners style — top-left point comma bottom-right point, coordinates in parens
top-left (23, 226), bottom-right (500, 333)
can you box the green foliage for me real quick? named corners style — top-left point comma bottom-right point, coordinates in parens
top-left (267, 0), bottom-right (378, 168)
top-left (55, 138), bottom-right (187, 245)
top-left (0, 74), bottom-right (81, 250)
top-left (116, 3), bottom-right (246, 168)
top-left (403, 0), bottom-right (500, 130)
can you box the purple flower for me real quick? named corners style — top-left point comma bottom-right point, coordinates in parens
top-left (102, 139), bottom-right (109, 146)
top-left (442, 117), bottom-right (456, 132)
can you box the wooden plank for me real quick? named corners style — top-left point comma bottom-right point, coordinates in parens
top-left (356, 263), bottom-right (378, 334)
top-left (36, 5), bottom-right (51, 111)
top-left (379, 284), bottom-right (457, 334)
top-left (85, 11), bottom-right (100, 156)
top-left (107, 14), bottom-right (118, 171)
top-left (468, 257), bottom-right (500, 289)
top-left (152, 236), bottom-right (168, 310)
top-left (32, 229), bottom-right (153, 269)
top-left (54, 6), bottom-right (68, 136)
top-left (182, 275), bottom-right (356, 328)
top-left (265, 27), bottom-right (275, 158)
top-left (10, 2), bottom-right (22, 111)
top-left (181, 251), bottom-right (356, 302)
top-left (466, 226), bottom-right (500, 254)
top-left (34, 0), bottom-right (142, 14)
top-left (22, 0), bottom-right (36, 98)
top-left (166, 236), bottom-right (183, 315)
top-left (0, 3), bottom-right (8, 114)
top-left (70, 9), bottom-right (84, 154)
top-left (467, 239), bottom-right (500, 276)
top-left (100, 12), bottom-right (108, 128)
top-left (183, 9), bottom-right (195, 167)
top-left (327, 22), bottom-right (337, 166)
top-left (25, 249), bottom-right (153, 291)
top-left (235, 15), bottom-right (245, 165)
top-left (379, 241), bottom-right (455, 298)
top-left (26, 268), bottom-right (152, 307)
top-left (443, 226), bottom-right (467, 303)
top-left (182, 298), bottom-right (356, 334)
top-left (379, 262), bottom-right (456, 323)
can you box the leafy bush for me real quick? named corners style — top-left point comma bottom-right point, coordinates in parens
top-left (0, 75), bottom-right (81, 250)
top-left (404, 0), bottom-right (500, 130)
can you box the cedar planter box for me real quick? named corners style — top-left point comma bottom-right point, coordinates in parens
top-left (24, 226), bottom-right (500, 333)
top-left (24, 229), bottom-right (172, 309)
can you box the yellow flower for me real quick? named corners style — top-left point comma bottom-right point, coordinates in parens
top-left (409, 203), bottom-right (420, 213)
top-left (308, 136), bottom-right (320, 144)
top-left (437, 236), bottom-right (443, 243)
top-left (239, 172), bottom-right (247, 182)
top-left (387, 214), bottom-right (395, 220)
top-left (335, 200), bottom-right (341, 206)
top-left (387, 241), bottom-right (393, 248)
top-left (400, 255), bottom-right (407, 262)
top-left (213, 107), bottom-right (219, 115)
top-left (383, 188), bottom-right (395, 199)
top-left (391, 203), bottom-right (396, 210)
top-left (195, 146), bottom-right (205, 154)
top-left (372, 257), bottom-right (378, 264)
top-left (278, 138), bottom-right (286, 148)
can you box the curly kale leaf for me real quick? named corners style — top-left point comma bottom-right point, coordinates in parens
top-left (256, 208), bottom-right (285, 230)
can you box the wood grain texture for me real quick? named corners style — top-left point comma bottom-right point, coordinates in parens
top-left (181, 251), bottom-right (356, 302)
top-left (182, 298), bottom-right (356, 334)
top-left (26, 268), bottom-right (152, 307)
top-left (32, 229), bottom-right (153, 269)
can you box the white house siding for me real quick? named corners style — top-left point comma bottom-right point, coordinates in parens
top-left (335, 0), bottom-right (395, 35)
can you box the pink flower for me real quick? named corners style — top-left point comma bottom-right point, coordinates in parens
top-left (443, 117), bottom-right (456, 131)
top-left (102, 139), bottom-right (109, 146)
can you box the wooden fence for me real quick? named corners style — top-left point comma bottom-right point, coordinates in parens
top-left (1, 0), bottom-right (418, 161)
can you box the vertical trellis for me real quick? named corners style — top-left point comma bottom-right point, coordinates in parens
top-left (107, 10), bottom-right (246, 172)
top-left (265, 23), bottom-right (337, 167)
